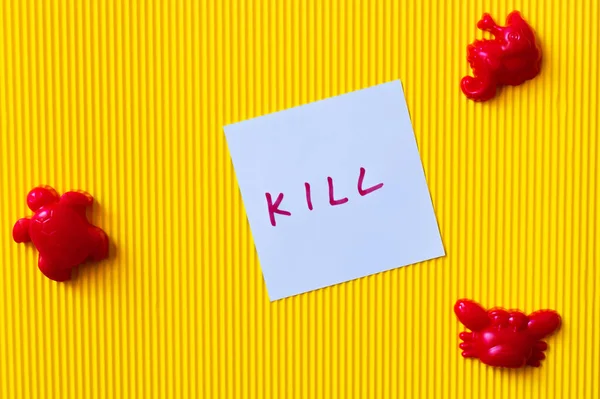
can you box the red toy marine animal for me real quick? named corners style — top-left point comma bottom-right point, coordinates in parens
top-left (454, 299), bottom-right (561, 368)
top-left (461, 11), bottom-right (542, 101)
top-left (13, 186), bottom-right (109, 281)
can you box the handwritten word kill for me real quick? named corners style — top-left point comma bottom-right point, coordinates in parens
top-left (224, 80), bottom-right (445, 301)
top-left (266, 167), bottom-right (383, 226)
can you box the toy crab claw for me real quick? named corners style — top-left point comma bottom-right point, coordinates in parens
top-left (454, 299), bottom-right (561, 368)
top-left (460, 75), bottom-right (498, 102)
top-left (506, 10), bottom-right (528, 26)
top-left (477, 13), bottom-right (501, 35)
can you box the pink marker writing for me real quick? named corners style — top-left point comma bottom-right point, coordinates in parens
top-left (265, 166), bottom-right (383, 227)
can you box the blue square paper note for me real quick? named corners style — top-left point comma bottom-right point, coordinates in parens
top-left (224, 81), bottom-right (445, 301)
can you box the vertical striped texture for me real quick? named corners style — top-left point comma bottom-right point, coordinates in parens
top-left (0, 0), bottom-right (598, 398)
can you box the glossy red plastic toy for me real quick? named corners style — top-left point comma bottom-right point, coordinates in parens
top-left (461, 11), bottom-right (542, 101)
top-left (454, 299), bottom-right (561, 368)
top-left (13, 186), bottom-right (109, 281)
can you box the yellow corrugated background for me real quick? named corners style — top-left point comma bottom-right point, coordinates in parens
top-left (0, 0), bottom-right (598, 397)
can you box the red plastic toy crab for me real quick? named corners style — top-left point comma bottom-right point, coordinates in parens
top-left (461, 11), bottom-right (542, 101)
top-left (454, 299), bottom-right (561, 368)
top-left (13, 186), bottom-right (109, 281)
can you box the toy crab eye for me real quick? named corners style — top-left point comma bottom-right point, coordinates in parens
top-left (509, 32), bottom-right (521, 41)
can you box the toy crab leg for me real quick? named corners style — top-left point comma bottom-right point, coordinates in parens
top-left (461, 349), bottom-right (478, 358)
top-left (13, 218), bottom-right (31, 243)
top-left (60, 191), bottom-right (94, 207)
top-left (534, 341), bottom-right (548, 351)
top-left (527, 351), bottom-right (546, 367)
top-left (88, 227), bottom-right (109, 261)
top-left (459, 341), bottom-right (476, 358)
top-left (38, 256), bottom-right (72, 282)
top-left (60, 191), bottom-right (94, 218)
top-left (459, 332), bottom-right (474, 341)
